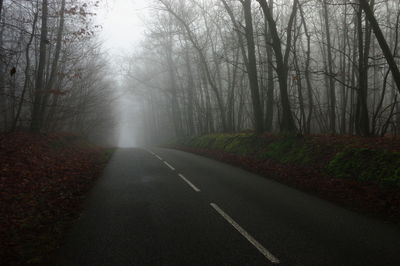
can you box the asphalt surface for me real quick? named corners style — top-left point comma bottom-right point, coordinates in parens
top-left (54, 148), bottom-right (400, 265)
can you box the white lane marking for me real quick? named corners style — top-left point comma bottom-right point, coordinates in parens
top-left (146, 149), bottom-right (156, 156)
top-left (145, 149), bottom-right (155, 155)
top-left (146, 149), bottom-right (163, 160)
top-left (145, 149), bottom-right (163, 160)
top-left (146, 150), bottom-right (200, 192)
top-left (164, 161), bottom-right (175, 171)
top-left (178, 173), bottom-right (201, 192)
top-left (210, 203), bottom-right (280, 264)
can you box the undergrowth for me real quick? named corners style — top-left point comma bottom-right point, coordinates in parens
top-left (180, 133), bottom-right (400, 187)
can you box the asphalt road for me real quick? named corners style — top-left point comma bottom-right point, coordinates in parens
top-left (54, 148), bottom-right (400, 265)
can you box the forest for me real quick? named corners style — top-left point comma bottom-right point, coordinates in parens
top-left (1, 0), bottom-right (400, 142)
top-left (123, 0), bottom-right (400, 144)
top-left (0, 0), bottom-right (116, 144)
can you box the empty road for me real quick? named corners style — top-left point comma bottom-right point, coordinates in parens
top-left (55, 148), bottom-right (400, 265)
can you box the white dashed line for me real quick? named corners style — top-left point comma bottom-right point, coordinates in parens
top-left (163, 161), bottom-right (175, 171)
top-left (210, 203), bottom-right (280, 264)
top-left (146, 150), bottom-right (200, 192)
top-left (145, 149), bottom-right (163, 160)
top-left (178, 173), bottom-right (201, 192)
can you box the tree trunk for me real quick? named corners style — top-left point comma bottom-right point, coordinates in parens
top-left (242, 0), bottom-right (264, 133)
top-left (30, 0), bottom-right (48, 132)
top-left (299, 2), bottom-right (313, 134)
top-left (356, 3), bottom-right (370, 136)
top-left (339, 3), bottom-right (349, 134)
top-left (221, 0), bottom-right (264, 133)
top-left (257, 0), bottom-right (298, 133)
top-left (322, 0), bottom-right (336, 133)
top-left (166, 39), bottom-right (183, 138)
top-left (12, 8), bottom-right (39, 131)
top-left (264, 1), bottom-right (274, 131)
top-left (184, 44), bottom-right (195, 136)
top-left (38, 0), bottom-right (66, 130)
top-left (359, 0), bottom-right (400, 95)
top-left (0, 0), bottom-right (3, 20)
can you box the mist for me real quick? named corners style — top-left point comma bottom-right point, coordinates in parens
top-left (96, 0), bottom-right (149, 147)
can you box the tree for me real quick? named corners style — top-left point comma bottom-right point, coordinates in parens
top-left (125, 0), bottom-right (400, 140)
top-left (159, 0), bottom-right (228, 132)
top-left (221, 0), bottom-right (264, 133)
top-left (30, 0), bottom-right (49, 132)
top-left (37, 0), bottom-right (66, 130)
top-left (257, 0), bottom-right (298, 133)
top-left (12, 2), bottom-right (39, 132)
top-left (322, 0), bottom-right (336, 133)
top-left (0, 0), bottom-right (3, 20)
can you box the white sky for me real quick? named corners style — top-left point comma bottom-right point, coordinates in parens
top-left (98, 0), bottom-right (149, 56)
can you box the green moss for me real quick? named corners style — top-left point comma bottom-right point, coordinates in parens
top-left (176, 133), bottom-right (400, 187)
top-left (260, 138), bottom-right (295, 159)
top-left (284, 143), bottom-right (313, 164)
top-left (184, 133), bottom-right (313, 164)
top-left (255, 137), bottom-right (312, 164)
top-left (224, 134), bottom-right (260, 155)
top-left (188, 133), bottom-right (260, 156)
top-left (327, 148), bottom-right (400, 186)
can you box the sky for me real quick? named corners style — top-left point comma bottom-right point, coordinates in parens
top-left (97, 0), bottom-right (150, 147)
top-left (99, 0), bottom-right (148, 55)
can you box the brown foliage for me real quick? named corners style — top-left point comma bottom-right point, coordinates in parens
top-left (0, 132), bottom-right (109, 265)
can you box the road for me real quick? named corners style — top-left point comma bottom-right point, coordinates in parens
top-left (54, 148), bottom-right (400, 265)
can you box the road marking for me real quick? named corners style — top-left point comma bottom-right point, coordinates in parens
top-left (145, 149), bottom-right (163, 160)
top-left (163, 161), bottom-right (175, 171)
top-left (178, 173), bottom-right (201, 192)
top-left (147, 151), bottom-right (200, 192)
top-left (210, 203), bottom-right (280, 264)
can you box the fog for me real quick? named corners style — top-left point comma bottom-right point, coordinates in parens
top-left (98, 0), bottom-right (149, 147)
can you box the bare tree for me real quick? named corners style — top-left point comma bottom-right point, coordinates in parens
top-left (257, 0), bottom-right (298, 132)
